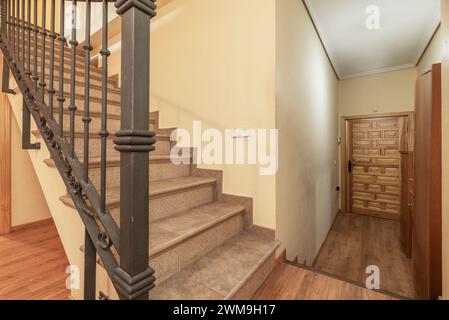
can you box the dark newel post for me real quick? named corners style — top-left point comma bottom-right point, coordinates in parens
top-left (113, 0), bottom-right (157, 300)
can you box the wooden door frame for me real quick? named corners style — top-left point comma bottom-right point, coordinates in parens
top-left (0, 93), bottom-right (11, 235)
top-left (340, 112), bottom-right (415, 214)
top-left (0, 54), bottom-right (11, 235)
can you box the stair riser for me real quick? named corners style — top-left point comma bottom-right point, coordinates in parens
top-left (57, 113), bottom-right (156, 135)
top-left (151, 214), bottom-right (243, 285)
top-left (49, 96), bottom-right (121, 118)
top-left (21, 48), bottom-right (100, 77)
top-left (18, 38), bottom-right (86, 60)
top-left (111, 185), bottom-right (215, 222)
top-left (45, 72), bottom-right (114, 89)
top-left (73, 136), bottom-right (172, 159)
top-left (23, 45), bottom-right (88, 66)
top-left (228, 252), bottom-right (275, 300)
top-left (44, 79), bottom-right (121, 105)
top-left (22, 54), bottom-right (113, 85)
top-left (87, 162), bottom-right (191, 189)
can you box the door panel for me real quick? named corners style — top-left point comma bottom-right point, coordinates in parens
top-left (348, 116), bottom-right (406, 220)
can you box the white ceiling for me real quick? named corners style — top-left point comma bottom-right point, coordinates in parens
top-left (304, 0), bottom-right (441, 79)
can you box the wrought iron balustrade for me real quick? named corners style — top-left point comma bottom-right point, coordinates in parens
top-left (0, 0), bottom-right (157, 300)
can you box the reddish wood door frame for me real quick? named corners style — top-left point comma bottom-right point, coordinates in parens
top-left (0, 93), bottom-right (11, 235)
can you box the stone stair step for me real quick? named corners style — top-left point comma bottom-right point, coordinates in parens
top-left (50, 111), bottom-right (157, 134)
top-left (44, 69), bottom-right (119, 89)
top-left (148, 201), bottom-right (246, 284)
top-left (44, 154), bottom-right (191, 187)
top-left (22, 46), bottom-right (104, 78)
top-left (60, 176), bottom-right (218, 221)
top-left (45, 95), bottom-right (122, 117)
top-left (149, 227), bottom-right (280, 300)
top-left (82, 200), bottom-right (248, 286)
top-left (44, 80), bottom-right (121, 106)
top-left (43, 73), bottom-right (121, 95)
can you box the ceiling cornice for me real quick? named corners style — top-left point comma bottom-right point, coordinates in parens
top-left (303, 0), bottom-right (440, 80)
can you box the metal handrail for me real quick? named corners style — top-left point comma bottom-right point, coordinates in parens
top-left (0, 0), bottom-right (157, 300)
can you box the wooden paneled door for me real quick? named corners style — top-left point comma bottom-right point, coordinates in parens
top-left (347, 116), bottom-right (408, 220)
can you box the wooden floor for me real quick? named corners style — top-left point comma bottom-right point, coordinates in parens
top-left (0, 220), bottom-right (70, 300)
top-left (253, 264), bottom-right (395, 300)
top-left (313, 212), bottom-right (415, 298)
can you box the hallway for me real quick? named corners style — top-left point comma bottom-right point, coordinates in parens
top-left (313, 212), bottom-right (415, 298)
top-left (0, 220), bottom-right (70, 300)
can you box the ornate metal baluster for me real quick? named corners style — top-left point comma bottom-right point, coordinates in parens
top-left (57, 0), bottom-right (65, 135)
top-left (113, 0), bottom-right (157, 300)
top-left (16, 0), bottom-right (20, 62)
top-left (0, 1), bottom-right (5, 39)
top-left (83, 0), bottom-right (91, 182)
top-left (68, 0), bottom-right (78, 158)
top-left (16, 0), bottom-right (19, 65)
top-left (0, 0), bottom-right (4, 37)
top-left (22, 97), bottom-right (40, 149)
top-left (25, 0), bottom-right (30, 78)
top-left (11, 0), bottom-right (14, 54)
top-left (12, 0), bottom-right (16, 60)
top-left (6, 0), bottom-right (10, 45)
top-left (39, 0), bottom-right (47, 104)
top-left (20, 0), bottom-right (24, 72)
top-left (31, 0), bottom-right (38, 90)
top-left (99, 0), bottom-right (108, 215)
top-left (48, 0), bottom-right (55, 118)
top-left (83, 0), bottom-right (96, 301)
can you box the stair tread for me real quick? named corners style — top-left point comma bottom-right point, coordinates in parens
top-left (148, 201), bottom-right (246, 256)
top-left (32, 129), bottom-right (170, 139)
top-left (44, 154), bottom-right (190, 167)
top-left (60, 176), bottom-right (216, 208)
top-left (149, 227), bottom-right (279, 300)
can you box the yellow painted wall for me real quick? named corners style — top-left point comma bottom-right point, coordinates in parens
top-left (339, 67), bottom-right (417, 117)
top-left (418, 28), bottom-right (443, 74)
top-left (10, 105), bottom-right (51, 226)
top-left (276, 0), bottom-right (339, 264)
top-left (149, 0), bottom-right (276, 228)
top-left (441, 0), bottom-right (449, 300)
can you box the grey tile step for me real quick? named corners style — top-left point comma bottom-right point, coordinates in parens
top-left (149, 227), bottom-right (280, 300)
top-left (44, 154), bottom-right (192, 187)
top-left (60, 176), bottom-right (218, 220)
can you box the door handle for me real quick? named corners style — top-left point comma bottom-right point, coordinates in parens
top-left (348, 160), bottom-right (352, 173)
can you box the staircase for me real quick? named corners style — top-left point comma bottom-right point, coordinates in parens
top-left (0, 0), bottom-right (279, 300)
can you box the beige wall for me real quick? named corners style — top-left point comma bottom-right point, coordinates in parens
top-left (11, 108), bottom-right (51, 226)
top-left (149, 0), bottom-right (277, 228)
top-left (276, 0), bottom-right (339, 264)
top-left (418, 27), bottom-right (443, 74)
top-left (441, 0), bottom-right (449, 300)
top-left (339, 67), bottom-right (417, 117)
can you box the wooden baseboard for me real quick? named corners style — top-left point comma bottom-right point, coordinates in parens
top-left (312, 209), bottom-right (341, 267)
top-left (275, 249), bottom-right (286, 267)
top-left (11, 217), bottom-right (53, 232)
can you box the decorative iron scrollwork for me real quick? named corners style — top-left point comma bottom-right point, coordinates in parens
top-left (97, 231), bottom-right (113, 250)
